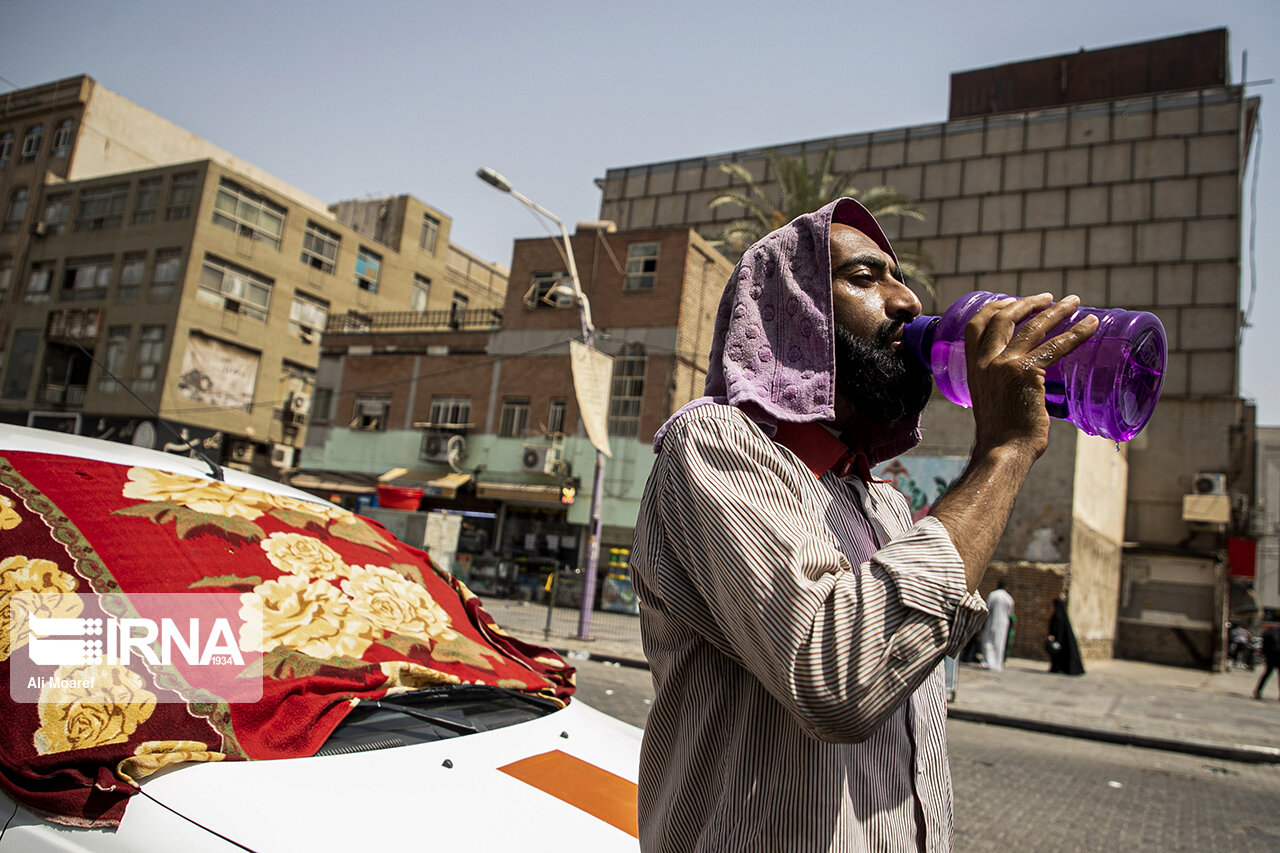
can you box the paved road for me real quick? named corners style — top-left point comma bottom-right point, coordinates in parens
top-left (571, 659), bottom-right (1280, 851)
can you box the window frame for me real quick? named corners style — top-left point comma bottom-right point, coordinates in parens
top-left (428, 396), bottom-right (471, 428)
top-left (355, 247), bottom-right (382, 292)
top-left (19, 124), bottom-right (42, 163)
top-left (133, 325), bottom-right (166, 393)
top-left (3, 187), bottom-right (28, 233)
top-left (499, 397), bottom-right (531, 438)
top-left (98, 326), bottom-right (132, 393)
top-left (166, 172), bottom-right (197, 221)
top-left (350, 395), bottom-right (390, 432)
top-left (288, 291), bottom-right (329, 342)
top-left (420, 214), bottom-right (440, 254)
top-left (212, 179), bottom-right (286, 249)
top-left (608, 343), bottom-right (647, 438)
top-left (132, 177), bottom-right (162, 225)
top-left (197, 254), bottom-right (272, 321)
top-left (624, 242), bottom-right (660, 291)
top-left (51, 119), bottom-right (74, 158)
top-left (547, 398), bottom-right (567, 435)
top-left (300, 220), bottom-right (340, 273)
top-left (74, 183), bottom-right (128, 232)
top-left (0, 131), bottom-right (12, 168)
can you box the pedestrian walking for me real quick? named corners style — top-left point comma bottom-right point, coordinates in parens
top-left (981, 580), bottom-right (1014, 672)
top-left (631, 197), bottom-right (1098, 851)
top-left (1046, 595), bottom-right (1085, 675)
top-left (1254, 625), bottom-right (1280, 700)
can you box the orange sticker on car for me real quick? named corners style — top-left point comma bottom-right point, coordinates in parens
top-left (498, 750), bottom-right (638, 838)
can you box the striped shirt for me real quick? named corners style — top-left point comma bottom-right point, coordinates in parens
top-left (631, 404), bottom-right (987, 852)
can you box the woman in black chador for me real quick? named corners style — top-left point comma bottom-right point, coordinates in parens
top-left (1046, 596), bottom-right (1085, 675)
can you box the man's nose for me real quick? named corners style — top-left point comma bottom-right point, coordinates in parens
top-left (884, 277), bottom-right (922, 320)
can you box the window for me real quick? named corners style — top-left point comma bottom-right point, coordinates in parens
top-left (3, 330), bottom-right (41, 400)
top-left (98, 326), bottom-right (131, 393)
top-left (420, 214), bottom-right (440, 254)
top-left (151, 249), bottom-right (182, 298)
top-left (74, 183), bottom-right (128, 231)
top-left (411, 275), bottom-right (430, 311)
top-left (429, 396), bottom-right (471, 428)
top-left (624, 242), bottom-right (659, 290)
top-left (132, 178), bottom-right (162, 224)
top-left (4, 187), bottom-right (27, 233)
top-left (24, 262), bottom-right (53, 304)
top-left (0, 256), bottom-right (11, 301)
top-left (311, 387), bottom-right (333, 425)
top-left (198, 255), bottom-right (272, 321)
top-left (608, 343), bottom-right (647, 438)
top-left (499, 398), bottom-right (530, 437)
top-left (300, 221), bottom-right (340, 273)
top-left (350, 396), bottom-right (389, 431)
top-left (61, 257), bottom-right (113, 301)
top-left (51, 119), bottom-right (74, 158)
top-left (212, 179), bottom-right (286, 249)
top-left (524, 271), bottom-right (572, 309)
top-left (118, 253), bottom-right (145, 300)
top-left (0, 131), bottom-right (12, 168)
top-left (449, 292), bottom-right (469, 327)
top-left (42, 192), bottom-right (70, 234)
top-left (548, 399), bottom-right (567, 435)
top-left (289, 291), bottom-right (329, 342)
top-left (133, 326), bottom-right (165, 394)
top-left (166, 172), bottom-right (197, 220)
top-left (20, 124), bottom-right (42, 163)
top-left (355, 247), bottom-right (381, 292)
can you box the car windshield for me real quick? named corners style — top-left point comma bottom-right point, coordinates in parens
top-left (318, 684), bottom-right (562, 755)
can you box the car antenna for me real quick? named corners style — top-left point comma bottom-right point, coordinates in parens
top-left (74, 343), bottom-right (225, 481)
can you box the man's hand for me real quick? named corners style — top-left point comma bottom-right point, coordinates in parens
top-left (930, 293), bottom-right (1098, 590)
top-left (964, 293), bottom-right (1099, 461)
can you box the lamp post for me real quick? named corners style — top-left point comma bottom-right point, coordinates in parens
top-left (477, 167), bottom-right (606, 640)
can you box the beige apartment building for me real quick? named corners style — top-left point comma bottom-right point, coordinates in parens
top-left (0, 76), bottom-right (506, 475)
top-left (597, 29), bottom-right (1261, 667)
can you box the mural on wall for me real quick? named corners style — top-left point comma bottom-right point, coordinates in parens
top-left (873, 456), bottom-right (968, 521)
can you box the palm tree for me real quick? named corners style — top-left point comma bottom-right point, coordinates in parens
top-left (709, 142), bottom-right (935, 299)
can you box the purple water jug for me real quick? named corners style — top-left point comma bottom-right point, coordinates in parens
top-left (903, 292), bottom-right (1166, 442)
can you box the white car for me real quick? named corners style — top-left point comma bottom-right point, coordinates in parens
top-left (0, 425), bottom-right (642, 851)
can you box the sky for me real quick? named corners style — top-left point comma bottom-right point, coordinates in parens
top-left (2, 0), bottom-right (1278, 423)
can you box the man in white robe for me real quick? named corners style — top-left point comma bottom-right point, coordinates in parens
top-left (981, 581), bottom-right (1014, 671)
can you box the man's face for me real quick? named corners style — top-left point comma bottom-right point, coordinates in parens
top-left (829, 223), bottom-right (933, 426)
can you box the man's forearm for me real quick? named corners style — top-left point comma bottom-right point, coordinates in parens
top-left (929, 444), bottom-right (1037, 590)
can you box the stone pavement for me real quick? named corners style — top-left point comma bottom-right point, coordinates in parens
top-left (486, 599), bottom-right (1280, 764)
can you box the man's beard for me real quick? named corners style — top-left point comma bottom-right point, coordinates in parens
top-left (833, 319), bottom-right (934, 426)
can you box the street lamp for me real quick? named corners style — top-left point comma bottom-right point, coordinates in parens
top-left (477, 166), bottom-right (606, 640)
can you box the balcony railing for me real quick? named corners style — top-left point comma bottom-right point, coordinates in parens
top-left (325, 308), bottom-right (503, 334)
top-left (36, 383), bottom-right (86, 407)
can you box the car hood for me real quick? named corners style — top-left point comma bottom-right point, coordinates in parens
top-left (141, 700), bottom-right (642, 851)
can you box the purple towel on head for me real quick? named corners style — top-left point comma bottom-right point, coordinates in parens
top-left (654, 197), bottom-right (920, 461)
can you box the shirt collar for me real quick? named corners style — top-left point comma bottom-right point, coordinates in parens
top-left (773, 421), bottom-right (880, 481)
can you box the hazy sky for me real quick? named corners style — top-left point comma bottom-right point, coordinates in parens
top-left (3, 0), bottom-right (1277, 423)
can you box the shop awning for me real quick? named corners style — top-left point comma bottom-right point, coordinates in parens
top-left (424, 472), bottom-right (472, 498)
top-left (476, 481), bottom-right (566, 505)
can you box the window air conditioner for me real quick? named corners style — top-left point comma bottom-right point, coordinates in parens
top-left (270, 444), bottom-right (297, 469)
top-left (287, 392), bottom-right (311, 422)
top-left (1192, 473), bottom-right (1227, 496)
top-left (229, 441), bottom-right (255, 464)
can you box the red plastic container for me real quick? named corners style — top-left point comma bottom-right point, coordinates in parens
top-left (376, 484), bottom-right (424, 510)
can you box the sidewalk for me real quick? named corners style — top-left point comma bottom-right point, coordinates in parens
top-left (488, 600), bottom-right (1280, 764)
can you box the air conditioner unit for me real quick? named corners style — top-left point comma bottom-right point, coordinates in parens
top-left (521, 444), bottom-right (563, 476)
top-left (270, 444), bottom-right (297, 469)
top-left (229, 441), bottom-right (255, 464)
top-left (287, 391), bottom-right (311, 422)
top-left (420, 430), bottom-right (457, 463)
top-left (30, 221), bottom-right (48, 237)
top-left (1193, 472), bottom-right (1227, 496)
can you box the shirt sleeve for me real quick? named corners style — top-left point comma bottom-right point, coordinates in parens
top-left (651, 411), bottom-right (986, 742)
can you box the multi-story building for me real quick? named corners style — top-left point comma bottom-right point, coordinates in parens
top-left (596, 29), bottom-right (1261, 667)
top-left (0, 76), bottom-right (506, 476)
top-left (303, 223), bottom-right (732, 607)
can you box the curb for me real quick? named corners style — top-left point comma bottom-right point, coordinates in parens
top-left (946, 708), bottom-right (1280, 765)
top-left (556, 647), bottom-right (1280, 765)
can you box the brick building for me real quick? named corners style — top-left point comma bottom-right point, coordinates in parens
top-left (303, 223), bottom-right (733, 608)
top-left (596, 29), bottom-right (1261, 667)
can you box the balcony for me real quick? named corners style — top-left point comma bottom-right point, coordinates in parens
top-left (36, 383), bottom-right (86, 407)
top-left (325, 308), bottom-right (502, 334)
